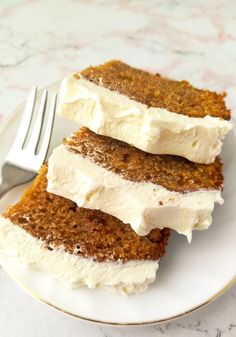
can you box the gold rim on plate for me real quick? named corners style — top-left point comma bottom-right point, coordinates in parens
top-left (2, 258), bottom-right (235, 326)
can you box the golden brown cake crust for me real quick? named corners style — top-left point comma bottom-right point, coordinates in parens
top-left (78, 60), bottom-right (230, 120)
top-left (3, 166), bottom-right (170, 263)
top-left (64, 128), bottom-right (224, 193)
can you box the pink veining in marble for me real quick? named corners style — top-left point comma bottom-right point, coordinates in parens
top-left (0, 0), bottom-right (236, 122)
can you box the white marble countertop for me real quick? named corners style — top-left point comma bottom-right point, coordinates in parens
top-left (0, 0), bottom-right (235, 336)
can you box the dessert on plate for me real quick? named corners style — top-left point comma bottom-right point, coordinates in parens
top-left (47, 127), bottom-right (224, 241)
top-left (0, 166), bottom-right (170, 295)
top-left (58, 60), bottom-right (232, 164)
top-left (0, 59), bottom-right (231, 298)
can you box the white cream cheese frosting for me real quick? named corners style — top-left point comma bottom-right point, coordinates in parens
top-left (57, 76), bottom-right (232, 164)
top-left (0, 216), bottom-right (158, 295)
top-left (47, 145), bottom-right (223, 242)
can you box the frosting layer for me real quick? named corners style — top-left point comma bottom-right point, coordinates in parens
top-left (47, 145), bottom-right (223, 241)
top-left (58, 76), bottom-right (232, 163)
top-left (0, 216), bottom-right (158, 295)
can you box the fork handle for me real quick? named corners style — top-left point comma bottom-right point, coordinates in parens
top-left (0, 183), bottom-right (12, 199)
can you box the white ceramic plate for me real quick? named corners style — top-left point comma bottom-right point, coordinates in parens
top-left (0, 82), bottom-right (236, 326)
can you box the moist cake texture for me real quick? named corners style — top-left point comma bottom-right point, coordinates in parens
top-left (79, 60), bottom-right (230, 120)
top-left (3, 165), bottom-right (170, 263)
top-left (64, 128), bottom-right (223, 193)
top-left (58, 60), bottom-right (232, 164)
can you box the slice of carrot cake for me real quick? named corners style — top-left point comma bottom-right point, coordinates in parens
top-left (47, 128), bottom-right (224, 241)
top-left (57, 60), bottom-right (232, 164)
top-left (0, 165), bottom-right (170, 295)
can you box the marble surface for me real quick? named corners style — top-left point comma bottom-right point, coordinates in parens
top-left (0, 0), bottom-right (235, 336)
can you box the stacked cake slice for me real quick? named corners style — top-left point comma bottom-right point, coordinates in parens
top-left (0, 166), bottom-right (170, 294)
top-left (0, 60), bottom-right (232, 295)
top-left (47, 127), bottom-right (223, 241)
top-left (59, 60), bottom-right (231, 164)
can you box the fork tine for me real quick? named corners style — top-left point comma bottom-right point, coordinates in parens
top-left (27, 90), bottom-right (48, 154)
top-left (38, 94), bottom-right (57, 162)
top-left (12, 86), bottom-right (37, 150)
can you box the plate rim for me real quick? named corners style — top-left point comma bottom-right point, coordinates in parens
top-left (1, 82), bottom-right (236, 326)
top-left (1, 255), bottom-right (235, 327)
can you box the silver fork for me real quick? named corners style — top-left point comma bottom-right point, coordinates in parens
top-left (0, 87), bottom-right (57, 199)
